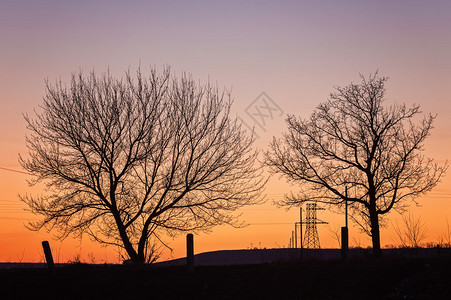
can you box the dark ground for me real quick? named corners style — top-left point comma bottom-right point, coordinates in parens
top-left (1, 257), bottom-right (450, 299)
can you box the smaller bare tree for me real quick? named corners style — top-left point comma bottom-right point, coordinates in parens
top-left (438, 217), bottom-right (451, 248)
top-left (328, 223), bottom-right (342, 248)
top-left (392, 212), bottom-right (428, 248)
top-left (351, 237), bottom-right (363, 249)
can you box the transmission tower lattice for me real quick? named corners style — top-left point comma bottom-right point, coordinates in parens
top-left (303, 203), bottom-right (327, 249)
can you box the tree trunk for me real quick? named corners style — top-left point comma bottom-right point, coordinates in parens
top-left (369, 209), bottom-right (382, 258)
top-left (137, 246), bottom-right (146, 265)
top-left (120, 233), bottom-right (141, 264)
top-left (112, 211), bottom-right (141, 264)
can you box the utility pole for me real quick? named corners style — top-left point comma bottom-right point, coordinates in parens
top-left (294, 224), bottom-right (298, 248)
top-left (300, 206), bottom-right (303, 249)
top-left (345, 186), bottom-right (348, 228)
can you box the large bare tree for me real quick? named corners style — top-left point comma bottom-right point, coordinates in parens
top-left (266, 73), bottom-right (447, 257)
top-left (20, 67), bottom-right (263, 264)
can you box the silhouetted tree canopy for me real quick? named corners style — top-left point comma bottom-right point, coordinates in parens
top-left (20, 67), bottom-right (264, 264)
top-left (266, 73), bottom-right (447, 257)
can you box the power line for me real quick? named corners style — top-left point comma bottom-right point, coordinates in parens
top-left (0, 166), bottom-right (30, 175)
top-left (248, 222), bottom-right (293, 225)
top-left (0, 216), bottom-right (37, 220)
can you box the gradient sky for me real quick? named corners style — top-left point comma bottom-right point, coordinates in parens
top-left (1, 0), bottom-right (451, 263)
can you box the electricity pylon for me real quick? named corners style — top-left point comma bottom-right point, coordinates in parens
top-left (303, 203), bottom-right (327, 249)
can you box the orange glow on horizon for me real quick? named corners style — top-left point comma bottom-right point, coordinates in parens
top-left (1, 164), bottom-right (450, 263)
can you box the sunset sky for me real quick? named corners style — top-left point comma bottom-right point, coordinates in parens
top-left (1, 0), bottom-right (451, 263)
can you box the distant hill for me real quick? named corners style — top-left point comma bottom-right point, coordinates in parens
top-left (1, 247), bottom-right (448, 269)
top-left (156, 247), bottom-right (450, 267)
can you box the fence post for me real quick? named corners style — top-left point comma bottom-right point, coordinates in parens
top-left (187, 233), bottom-right (194, 272)
top-left (341, 227), bottom-right (348, 262)
top-left (42, 241), bottom-right (55, 270)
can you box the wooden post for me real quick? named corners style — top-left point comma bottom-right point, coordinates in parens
top-left (186, 233), bottom-right (194, 272)
top-left (341, 227), bottom-right (349, 262)
top-left (41, 241), bottom-right (55, 270)
top-left (342, 187), bottom-right (349, 262)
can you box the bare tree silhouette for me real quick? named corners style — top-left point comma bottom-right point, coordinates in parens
top-left (328, 223), bottom-right (342, 248)
top-left (438, 217), bottom-right (451, 248)
top-left (20, 67), bottom-right (264, 264)
top-left (392, 212), bottom-right (428, 248)
top-left (265, 73), bottom-right (447, 257)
